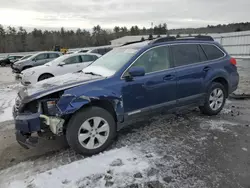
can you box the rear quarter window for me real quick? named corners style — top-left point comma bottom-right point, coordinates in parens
top-left (201, 44), bottom-right (225, 60)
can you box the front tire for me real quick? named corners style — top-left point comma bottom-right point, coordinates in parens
top-left (66, 106), bottom-right (116, 155)
top-left (0, 62), bottom-right (6, 67)
top-left (199, 82), bottom-right (226, 116)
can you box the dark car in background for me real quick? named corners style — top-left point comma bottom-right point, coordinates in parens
top-left (0, 55), bottom-right (24, 66)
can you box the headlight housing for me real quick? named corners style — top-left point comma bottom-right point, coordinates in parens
top-left (43, 100), bottom-right (59, 115)
top-left (25, 71), bottom-right (35, 77)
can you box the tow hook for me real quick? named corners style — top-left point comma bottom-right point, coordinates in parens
top-left (40, 115), bottom-right (65, 135)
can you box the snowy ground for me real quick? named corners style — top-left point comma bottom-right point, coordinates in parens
top-left (0, 61), bottom-right (250, 188)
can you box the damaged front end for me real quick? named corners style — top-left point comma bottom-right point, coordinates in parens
top-left (13, 93), bottom-right (67, 149)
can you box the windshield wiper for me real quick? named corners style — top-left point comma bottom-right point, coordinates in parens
top-left (84, 72), bottom-right (102, 76)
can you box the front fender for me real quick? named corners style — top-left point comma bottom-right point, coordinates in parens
top-left (57, 87), bottom-right (123, 118)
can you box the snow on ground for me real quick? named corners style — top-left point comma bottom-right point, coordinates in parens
top-left (0, 83), bottom-right (21, 122)
top-left (200, 119), bottom-right (238, 132)
top-left (2, 147), bottom-right (151, 188)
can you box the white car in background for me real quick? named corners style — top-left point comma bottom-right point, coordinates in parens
top-left (21, 53), bottom-right (101, 85)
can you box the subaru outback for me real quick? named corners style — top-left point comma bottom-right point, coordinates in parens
top-left (13, 36), bottom-right (239, 155)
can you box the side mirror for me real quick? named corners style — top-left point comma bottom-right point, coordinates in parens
top-left (58, 62), bottom-right (66, 66)
top-left (128, 66), bottom-right (145, 77)
top-left (33, 58), bottom-right (37, 62)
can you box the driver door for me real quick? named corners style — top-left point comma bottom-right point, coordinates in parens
top-left (121, 45), bottom-right (177, 119)
top-left (33, 53), bottom-right (48, 66)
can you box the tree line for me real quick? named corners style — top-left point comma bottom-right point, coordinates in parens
top-left (0, 22), bottom-right (249, 53)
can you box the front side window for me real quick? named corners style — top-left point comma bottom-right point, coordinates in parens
top-left (63, 56), bottom-right (81, 64)
top-left (35, 53), bottom-right (47, 60)
top-left (171, 44), bottom-right (200, 67)
top-left (129, 46), bottom-right (171, 74)
top-left (201, 44), bottom-right (225, 60)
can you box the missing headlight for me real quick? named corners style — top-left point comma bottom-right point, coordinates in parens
top-left (42, 100), bottom-right (59, 115)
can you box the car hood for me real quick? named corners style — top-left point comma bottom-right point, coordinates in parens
top-left (22, 65), bottom-right (48, 74)
top-left (19, 72), bottom-right (104, 103)
top-left (14, 59), bottom-right (30, 65)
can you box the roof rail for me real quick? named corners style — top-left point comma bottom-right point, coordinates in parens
top-left (178, 35), bottom-right (214, 41)
top-left (149, 35), bottom-right (214, 45)
top-left (121, 40), bottom-right (149, 46)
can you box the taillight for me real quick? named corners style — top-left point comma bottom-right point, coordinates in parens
top-left (230, 57), bottom-right (237, 65)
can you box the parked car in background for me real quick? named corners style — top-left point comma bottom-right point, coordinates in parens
top-left (10, 54), bottom-right (32, 68)
top-left (13, 36), bottom-right (239, 155)
top-left (12, 51), bottom-right (62, 73)
top-left (0, 55), bottom-right (24, 66)
top-left (18, 54), bottom-right (32, 61)
top-left (21, 53), bottom-right (101, 85)
top-left (75, 46), bottom-right (113, 55)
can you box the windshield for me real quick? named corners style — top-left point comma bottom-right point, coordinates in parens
top-left (82, 48), bottom-right (138, 77)
top-left (20, 55), bottom-right (31, 60)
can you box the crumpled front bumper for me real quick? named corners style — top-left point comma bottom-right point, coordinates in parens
top-left (14, 109), bottom-right (65, 149)
top-left (14, 112), bottom-right (41, 149)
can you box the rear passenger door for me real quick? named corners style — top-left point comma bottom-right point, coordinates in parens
top-left (171, 43), bottom-right (208, 106)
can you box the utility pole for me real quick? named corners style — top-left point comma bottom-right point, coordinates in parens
top-left (151, 22), bottom-right (154, 35)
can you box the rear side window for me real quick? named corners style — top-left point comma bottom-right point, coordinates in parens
top-left (81, 55), bottom-right (96, 62)
top-left (171, 44), bottom-right (200, 67)
top-left (201, 44), bottom-right (224, 60)
top-left (49, 53), bottom-right (59, 58)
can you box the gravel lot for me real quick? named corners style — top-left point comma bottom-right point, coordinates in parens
top-left (0, 60), bottom-right (250, 187)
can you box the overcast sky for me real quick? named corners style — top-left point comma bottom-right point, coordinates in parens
top-left (0, 0), bottom-right (250, 31)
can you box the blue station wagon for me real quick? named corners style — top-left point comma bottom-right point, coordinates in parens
top-left (13, 36), bottom-right (239, 155)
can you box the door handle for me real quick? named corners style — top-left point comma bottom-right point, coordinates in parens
top-left (163, 74), bottom-right (175, 81)
top-left (203, 66), bottom-right (211, 72)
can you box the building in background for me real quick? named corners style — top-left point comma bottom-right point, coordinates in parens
top-left (110, 31), bottom-right (250, 58)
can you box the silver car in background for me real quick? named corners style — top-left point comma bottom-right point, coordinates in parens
top-left (12, 51), bottom-right (62, 73)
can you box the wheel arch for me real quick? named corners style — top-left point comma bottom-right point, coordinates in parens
top-left (38, 73), bottom-right (54, 81)
top-left (57, 92), bottom-right (123, 126)
top-left (211, 77), bottom-right (229, 97)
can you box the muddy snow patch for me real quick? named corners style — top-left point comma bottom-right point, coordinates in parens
top-left (0, 83), bottom-right (21, 123)
top-left (200, 120), bottom-right (238, 132)
top-left (2, 147), bottom-right (151, 188)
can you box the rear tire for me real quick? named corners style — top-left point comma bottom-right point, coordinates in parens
top-left (66, 106), bottom-right (116, 155)
top-left (199, 82), bottom-right (226, 116)
top-left (38, 74), bottom-right (54, 81)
